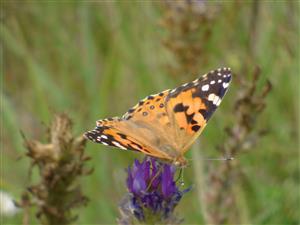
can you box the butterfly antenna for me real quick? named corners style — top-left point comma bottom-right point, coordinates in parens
top-left (204, 156), bottom-right (234, 161)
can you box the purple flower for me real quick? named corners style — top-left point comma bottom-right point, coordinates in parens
top-left (119, 157), bottom-right (190, 224)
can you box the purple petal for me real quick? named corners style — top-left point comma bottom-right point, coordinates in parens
top-left (132, 167), bottom-right (147, 194)
top-left (141, 192), bottom-right (163, 213)
top-left (142, 160), bottom-right (150, 183)
top-left (149, 158), bottom-right (161, 189)
top-left (126, 166), bottom-right (134, 193)
top-left (161, 165), bottom-right (177, 198)
top-left (132, 159), bottom-right (141, 174)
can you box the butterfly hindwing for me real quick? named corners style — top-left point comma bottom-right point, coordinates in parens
top-left (85, 120), bottom-right (170, 158)
top-left (85, 93), bottom-right (175, 160)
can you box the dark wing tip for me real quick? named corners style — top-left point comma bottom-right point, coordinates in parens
top-left (84, 130), bottom-right (96, 142)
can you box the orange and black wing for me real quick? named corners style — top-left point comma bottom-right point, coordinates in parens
top-left (165, 67), bottom-right (232, 152)
top-left (85, 67), bottom-right (232, 160)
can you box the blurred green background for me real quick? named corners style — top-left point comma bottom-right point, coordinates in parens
top-left (1, 1), bottom-right (299, 224)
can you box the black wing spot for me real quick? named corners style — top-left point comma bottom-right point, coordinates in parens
top-left (174, 103), bottom-right (189, 113)
top-left (117, 133), bottom-right (127, 139)
top-left (147, 95), bottom-right (155, 100)
top-left (159, 103), bottom-right (164, 108)
top-left (150, 105), bottom-right (155, 110)
top-left (126, 115), bottom-right (132, 120)
top-left (186, 113), bottom-right (195, 124)
top-left (128, 142), bottom-right (146, 152)
top-left (192, 125), bottom-right (201, 132)
top-left (127, 108), bottom-right (135, 114)
top-left (199, 109), bottom-right (210, 120)
top-left (143, 112), bottom-right (148, 116)
top-left (191, 119), bottom-right (198, 125)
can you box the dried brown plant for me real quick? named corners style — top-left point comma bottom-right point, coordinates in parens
top-left (160, 1), bottom-right (272, 224)
top-left (159, 0), bottom-right (219, 79)
top-left (203, 67), bottom-right (272, 224)
top-left (19, 113), bottom-right (92, 225)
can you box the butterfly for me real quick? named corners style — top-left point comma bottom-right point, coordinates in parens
top-left (85, 67), bottom-right (232, 167)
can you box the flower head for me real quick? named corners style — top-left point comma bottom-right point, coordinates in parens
top-left (119, 157), bottom-right (190, 224)
top-left (0, 191), bottom-right (20, 217)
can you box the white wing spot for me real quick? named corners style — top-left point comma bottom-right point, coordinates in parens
top-left (112, 141), bottom-right (127, 150)
top-left (208, 93), bottom-right (221, 105)
top-left (213, 96), bottom-right (220, 105)
top-left (216, 99), bottom-right (222, 106)
top-left (131, 144), bottom-right (142, 150)
top-left (170, 89), bottom-right (176, 94)
top-left (218, 79), bottom-right (222, 83)
top-left (208, 93), bottom-right (216, 101)
top-left (202, 84), bottom-right (209, 91)
top-left (210, 80), bottom-right (216, 85)
top-left (101, 135), bottom-right (108, 139)
top-left (102, 142), bottom-right (109, 146)
top-left (217, 72), bottom-right (221, 76)
top-left (223, 82), bottom-right (229, 88)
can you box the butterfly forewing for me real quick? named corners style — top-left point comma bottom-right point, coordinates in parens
top-left (165, 67), bottom-right (232, 152)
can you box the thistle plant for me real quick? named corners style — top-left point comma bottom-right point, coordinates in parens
top-left (118, 157), bottom-right (190, 225)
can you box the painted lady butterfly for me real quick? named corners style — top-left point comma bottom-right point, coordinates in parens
top-left (85, 67), bottom-right (232, 166)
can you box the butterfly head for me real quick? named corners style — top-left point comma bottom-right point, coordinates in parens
top-left (173, 156), bottom-right (188, 168)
